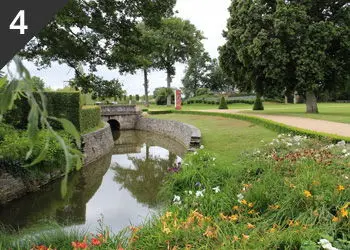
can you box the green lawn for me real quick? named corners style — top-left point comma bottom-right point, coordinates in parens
top-left (241, 103), bottom-right (350, 124)
top-left (143, 103), bottom-right (252, 111)
top-left (150, 114), bottom-right (277, 166)
top-left (145, 102), bottom-right (350, 124)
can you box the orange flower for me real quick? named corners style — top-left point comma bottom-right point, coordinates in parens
top-left (219, 213), bottom-right (228, 220)
top-left (269, 204), bottom-right (280, 210)
top-left (203, 226), bottom-right (218, 239)
top-left (332, 216), bottom-right (339, 222)
top-left (91, 238), bottom-right (101, 246)
top-left (233, 235), bottom-right (240, 242)
top-left (303, 190), bottom-right (312, 198)
top-left (247, 223), bottom-right (255, 229)
top-left (71, 241), bottom-right (88, 249)
top-left (242, 234), bottom-right (249, 240)
top-left (240, 199), bottom-right (248, 205)
top-left (229, 214), bottom-right (239, 221)
top-left (337, 185), bottom-right (345, 192)
top-left (340, 208), bottom-right (348, 218)
top-left (247, 210), bottom-right (256, 215)
top-left (232, 205), bottom-right (240, 211)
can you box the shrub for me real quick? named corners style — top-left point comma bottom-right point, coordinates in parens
top-left (136, 95), bottom-right (140, 101)
top-left (218, 97), bottom-right (228, 109)
top-left (3, 92), bottom-right (81, 130)
top-left (80, 106), bottom-right (101, 133)
top-left (253, 96), bottom-right (264, 110)
top-left (0, 126), bottom-right (71, 176)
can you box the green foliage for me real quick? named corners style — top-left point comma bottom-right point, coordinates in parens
top-left (253, 97), bottom-right (264, 111)
top-left (128, 135), bottom-right (350, 249)
top-left (150, 17), bottom-right (205, 105)
top-left (182, 51), bottom-right (212, 98)
top-left (220, 0), bottom-right (350, 113)
top-left (129, 95), bottom-right (133, 101)
top-left (21, 0), bottom-right (176, 98)
top-left (80, 106), bottom-right (101, 134)
top-left (218, 96), bottom-right (228, 109)
top-left (4, 92), bottom-right (81, 131)
top-left (0, 58), bottom-right (82, 197)
top-left (136, 95), bottom-right (140, 101)
top-left (153, 87), bottom-right (175, 105)
top-left (0, 124), bottom-right (72, 178)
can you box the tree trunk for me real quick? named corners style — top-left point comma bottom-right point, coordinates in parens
top-left (143, 68), bottom-right (149, 107)
top-left (166, 69), bottom-right (172, 106)
top-left (305, 91), bottom-right (319, 113)
top-left (284, 95), bottom-right (288, 104)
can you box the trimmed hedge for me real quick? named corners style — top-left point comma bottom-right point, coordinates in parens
top-left (148, 110), bottom-right (350, 143)
top-left (80, 106), bottom-right (101, 133)
top-left (4, 92), bottom-right (81, 130)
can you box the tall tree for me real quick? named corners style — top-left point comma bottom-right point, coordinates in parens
top-left (21, 0), bottom-right (176, 94)
top-left (220, 0), bottom-right (350, 113)
top-left (182, 51), bottom-right (212, 98)
top-left (151, 18), bottom-right (205, 106)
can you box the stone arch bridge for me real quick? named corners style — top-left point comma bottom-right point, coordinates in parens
top-left (100, 105), bottom-right (141, 131)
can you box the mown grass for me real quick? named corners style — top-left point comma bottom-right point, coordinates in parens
top-left (238, 103), bottom-right (350, 124)
top-left (149, 114), bottom-right (277, 166)
top-left (144, 102), bottom-right (350, 124)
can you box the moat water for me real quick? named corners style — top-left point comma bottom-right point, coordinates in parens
top-left (0, 130), bottom-right (186, 233)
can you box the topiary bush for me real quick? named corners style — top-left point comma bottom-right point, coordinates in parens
top-left (3, 92), bottom-right (81, 130)
top-left (253, 96), bottom-right (264, 110)
top-left (80, 106), bottom-right (101, 133)
top-left (218, 96), bottom-right (228, 109)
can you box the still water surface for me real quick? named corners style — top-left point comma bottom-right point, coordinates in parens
top-left (0, 131), bottom-right (186, 233)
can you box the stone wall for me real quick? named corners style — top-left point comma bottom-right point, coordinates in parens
top-left (135, 117), bottom-right (201, 149)
top-left (82, 122), bottom-right (114, 165)
top-left (0, 122), bottom-right (114, 204)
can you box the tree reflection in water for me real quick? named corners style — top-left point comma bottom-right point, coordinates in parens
top-left (112, 146), bottom-right (178, 208)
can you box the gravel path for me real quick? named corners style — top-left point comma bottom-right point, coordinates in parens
top-left (199, 109), bottom-right (350, 138)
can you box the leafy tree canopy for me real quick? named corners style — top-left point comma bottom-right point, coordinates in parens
top-left (220, 0), bottom-right (350, 113)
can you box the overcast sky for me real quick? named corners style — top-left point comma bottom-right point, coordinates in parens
top-left (4, 0), bottom-right (231, 95)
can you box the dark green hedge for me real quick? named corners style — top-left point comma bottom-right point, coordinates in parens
top-left (4, 92), bottom-right (82, 131)
top-left (80, 106), bottom-right (101, 133)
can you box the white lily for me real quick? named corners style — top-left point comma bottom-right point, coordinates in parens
top-left (318, 239), bottom-right (339, 250)
top-left (212, 186), bottom-right (220, 193)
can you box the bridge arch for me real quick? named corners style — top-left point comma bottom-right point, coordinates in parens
top-left (107, 119), bottom-right (120, 132)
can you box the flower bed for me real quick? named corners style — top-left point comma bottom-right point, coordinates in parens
top-left (3, 135), bottom-right (350, 249)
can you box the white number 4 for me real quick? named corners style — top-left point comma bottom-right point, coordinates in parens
top-left (10, 10), bottom-right (28, 35)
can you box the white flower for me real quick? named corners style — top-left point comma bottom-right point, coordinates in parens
top-left (345, 153), bottom-right (350, 157)
top-left (173, 195), bottom-right (181, 204)
top-left (212, 157), bottom-right (216, 161)
top-left (237, 193), bottom-right (244, 202)
top-left (196, 190), bottom-right (204, 198)
top-left (212, 186), bottom-right (220, 193)
top-left (337, 140), bottom-right (346, 147)
top-left (200, 145), bottom-right (204, 149)
top-left (286, 143), bottom-right (293, 147)
top-left (188, 191), bottom-right (193, 195)
top-left (318, 239), bottom-right (339, 250)
top-left (342, 149), bottom-right (347, 154)
top-left (194, 151), bottom-right (198, 155)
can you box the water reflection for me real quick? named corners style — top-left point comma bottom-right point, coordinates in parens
top-left (0, 130), bottom-right (186, 233)
top-left (112, 146), bottom-right (179, 208)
